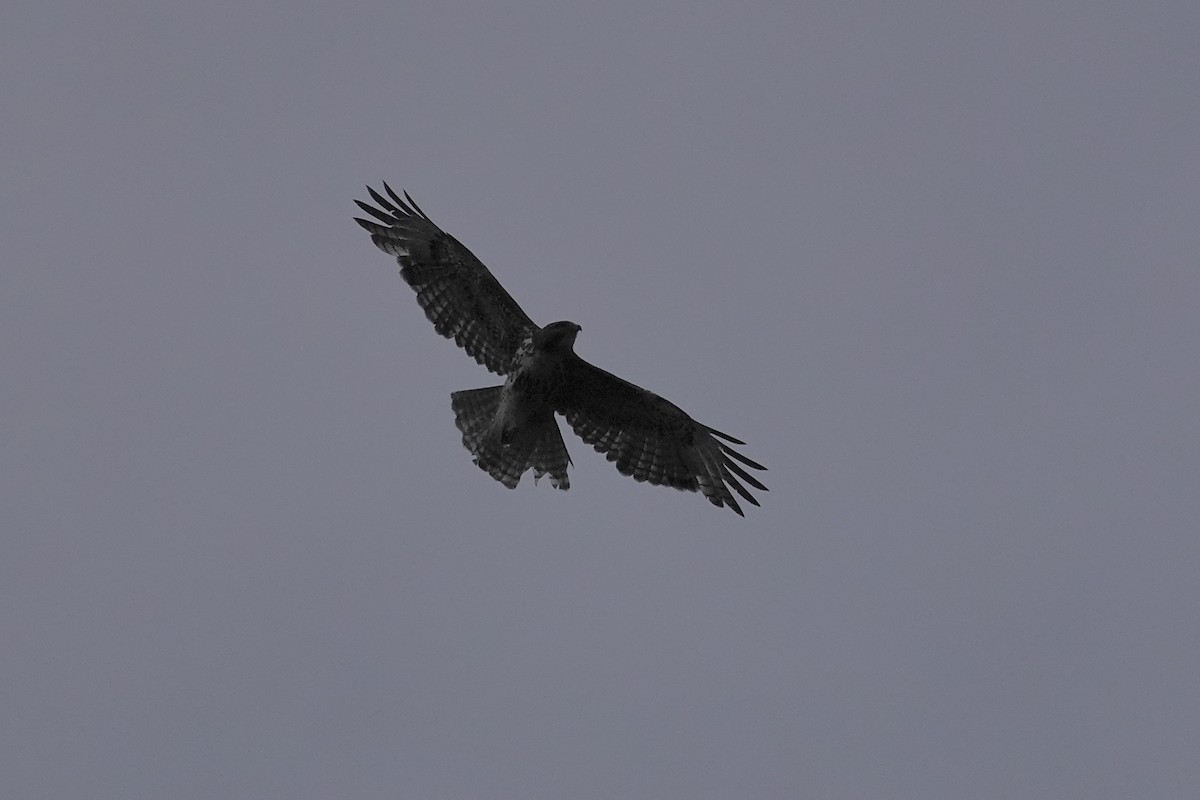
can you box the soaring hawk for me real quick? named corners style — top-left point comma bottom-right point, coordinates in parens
top-left (354, 183), bottom-right (767, 515)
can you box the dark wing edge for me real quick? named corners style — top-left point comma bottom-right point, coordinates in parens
top-left (353, 182), bottom-right (537, 375)
top-left (556, 358), bottom-right (767, 516)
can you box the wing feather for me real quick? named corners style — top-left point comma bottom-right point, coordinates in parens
top-left (556, 358), bottom-right (767, 516)
top-left (353, 184), bottom-right (537, 375)
top-left (717, 443), bottom-right (767, 472)
top-left (722, 456), bottom-right (769, 492)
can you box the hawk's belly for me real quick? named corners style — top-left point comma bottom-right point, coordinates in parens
top-left (494, 349), bottom-right (566, 446)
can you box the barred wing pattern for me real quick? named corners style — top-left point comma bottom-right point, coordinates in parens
top-left (555, 359), bottom-right (767, 516)
top-left (354, 183), bottom-right (537, 375)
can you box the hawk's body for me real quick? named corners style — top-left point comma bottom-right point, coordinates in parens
top-left (354, 183), bottom-right (766, 515)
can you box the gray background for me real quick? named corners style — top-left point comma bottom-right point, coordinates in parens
top-left (4, 2), bottom-right (1198, 798)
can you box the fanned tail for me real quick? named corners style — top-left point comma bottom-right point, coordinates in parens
top-left (450, 387), bottom-right (571, 490)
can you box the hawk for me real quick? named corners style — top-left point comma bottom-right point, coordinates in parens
top-left (354, 183), bottom-right (767, 515)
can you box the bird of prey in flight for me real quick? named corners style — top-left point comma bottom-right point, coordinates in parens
top-left (354, 183), bottom-right (766, 515)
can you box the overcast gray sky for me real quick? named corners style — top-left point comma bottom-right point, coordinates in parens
top-left (4, 2), bottom-right (1199, 798)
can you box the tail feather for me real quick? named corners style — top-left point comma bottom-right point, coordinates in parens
top-left (531, 417), bottom-right (572, 489)
top-left (450, 387), bottom-right (571, 490)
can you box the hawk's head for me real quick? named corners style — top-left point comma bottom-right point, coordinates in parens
top-left (534, 321), bottom-right (582, 353)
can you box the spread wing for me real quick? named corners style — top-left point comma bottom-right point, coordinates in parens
top-left (555, 358), bottom-right (767, 516)
top-left (354, 183), bottom-right (537, 375)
